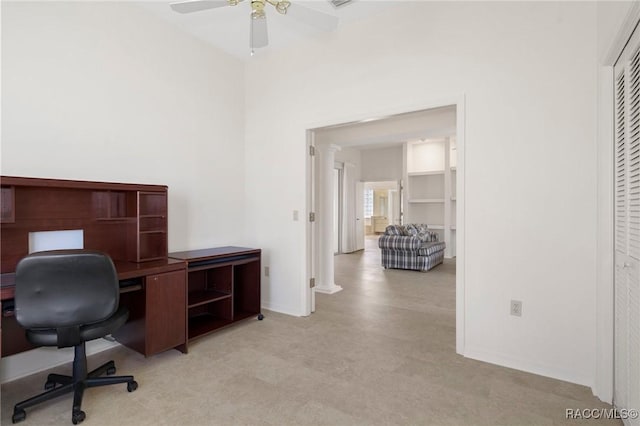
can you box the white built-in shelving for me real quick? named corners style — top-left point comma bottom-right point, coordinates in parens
top-left (408, 199), bottom-right (446, 203)
top-left (403, 137), bottom-right (457, 258)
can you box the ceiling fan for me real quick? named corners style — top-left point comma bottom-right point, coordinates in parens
top-left (169, 0), bottom-right (339, 54)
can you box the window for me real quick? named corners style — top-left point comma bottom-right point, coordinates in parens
top-left (364, 189), bottom-right (373, 218)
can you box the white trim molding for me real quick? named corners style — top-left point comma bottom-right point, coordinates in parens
top-left (602, 2), bottom-right (640, 66)
top-left (304, 95), bottom-right (467, 355)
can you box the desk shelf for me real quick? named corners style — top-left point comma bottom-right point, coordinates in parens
top-left (170, 247), bottom-right (262, 348)
top-left (188, 313), bottom-right (234, 340)
top-left (95, 217), bottom-right (137, 223)
top-left (188, 289), bottom-right (231, 308)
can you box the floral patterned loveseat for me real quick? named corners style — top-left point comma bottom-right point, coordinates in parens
top-left (377, 224), bottom-right (446, 272)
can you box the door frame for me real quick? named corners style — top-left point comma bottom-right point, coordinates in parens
top-left (355, 180), bottom-right (365, 251)
top-left (595, 2), bottom-right (640, 403)
top-left (305, 96), bottom-right (466, 355)
top-left (363, 180), bottom-right (402, 235)
top-left (306, 130), bottom-right (317, 314)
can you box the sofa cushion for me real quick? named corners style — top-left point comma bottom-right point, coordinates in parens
top-left (422, 231), bottom-right (439, 242)
top-left (406, 224), bottom-right (439, 242)
top-left (417, 241), bottom-right (446, 256)
top-left (384, 225), bottom-right (405, 236)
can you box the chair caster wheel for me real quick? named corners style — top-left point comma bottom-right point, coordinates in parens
top-left (257, 314), bottom-right (264, 320)
top-left (12, 409), bottom-right (26, 423)
top-left (44, 380), bottom-right (55, 390)
top-left (106, 366), bottom-right (116, 375)
top-left (127, 381), bottom-right (138, 392)
top-left (72, 410), bottom-right (85, 425)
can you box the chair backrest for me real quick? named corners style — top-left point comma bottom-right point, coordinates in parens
top-left (15, 250), bottom-right (119, 330)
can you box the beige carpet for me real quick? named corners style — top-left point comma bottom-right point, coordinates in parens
top-left (1, 237), bottom-right (618, 425)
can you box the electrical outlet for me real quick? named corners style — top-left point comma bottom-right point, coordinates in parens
top-left (510, 300), bottom-right (522, 317)
top-left (264, 266), bottom-right (270, 277)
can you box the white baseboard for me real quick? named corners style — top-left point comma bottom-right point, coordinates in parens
top-left (1, 338), bottom-right (120, 384)
top-left (260, 301), bottom-right (305, 317)
top-left (464, 345), bottom-right (592, 388)
top-left (315, 285), bottom-right (343, 295)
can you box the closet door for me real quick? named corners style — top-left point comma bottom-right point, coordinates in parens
top-left (614, 25), bottom-right (640, 425)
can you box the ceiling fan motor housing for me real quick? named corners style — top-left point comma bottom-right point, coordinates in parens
top-left (251, 0), bottom-right (265, 11)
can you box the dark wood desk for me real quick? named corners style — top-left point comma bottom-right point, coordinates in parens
top-left (1, 258), bottom-right (188, 357)
top-left (0, 175), bottom-right (187, 358)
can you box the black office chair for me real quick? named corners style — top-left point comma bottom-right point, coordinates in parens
top-left (11, 250), bottom-right (138, 425)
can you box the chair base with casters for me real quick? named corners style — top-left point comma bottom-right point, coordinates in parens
top-left (11, 250), bottom-right (139, 425)
top-left (12, 341), bottom-right (138, 425)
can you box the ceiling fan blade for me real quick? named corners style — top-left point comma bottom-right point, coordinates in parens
top-left (170, 0), bottom-right (230, 14)
top-left (250, 12), bottom-right (269, 49)
top-left (286, 3), bottom-right (338, 32)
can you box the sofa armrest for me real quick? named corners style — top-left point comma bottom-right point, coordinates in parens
top-left (378, 235), bottom-right (421, 251)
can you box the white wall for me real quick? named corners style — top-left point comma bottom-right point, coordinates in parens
top-left (245, 1), bottom-right (599, 388)
top-left (1, 1), bottom-right (246, 252)
top-left (361, 146), bottom-right (403, 182)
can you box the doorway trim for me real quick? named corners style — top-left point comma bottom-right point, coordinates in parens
top-left (595, 2), bottom-right (640, 403)
top-left (363, 180), bottom-right (403, 235)
top-left (305, 96), bottom-right (466, 355)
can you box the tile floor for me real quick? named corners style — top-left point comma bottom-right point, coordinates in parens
top-left (1, 237), bottom-right (618, 425)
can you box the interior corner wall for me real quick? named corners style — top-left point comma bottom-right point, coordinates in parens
top-left (1, 2), bottom-right (246, 252)
top-left (244, 1), bottom-right (599, 386)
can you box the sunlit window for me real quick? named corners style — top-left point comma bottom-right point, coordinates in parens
top-left (364, 189), bottom-right (373, 218)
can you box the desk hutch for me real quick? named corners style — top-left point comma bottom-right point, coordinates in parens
top-left (0, 176), bottom-right (262, 359)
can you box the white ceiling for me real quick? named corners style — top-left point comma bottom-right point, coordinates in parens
top-left (135, 0), bottom-right (399, 60)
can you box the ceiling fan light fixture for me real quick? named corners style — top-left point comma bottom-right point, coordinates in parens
top-left (274, 0), bottom-right (291, 14)
top-left (169, 0), bottom-right (339, 52)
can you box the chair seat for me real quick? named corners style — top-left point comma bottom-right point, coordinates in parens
top-left (26, 307), bottom-right (129, 347)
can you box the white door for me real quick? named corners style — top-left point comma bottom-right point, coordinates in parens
top-left (355, 181), bottom-right (365, 251)
top-left (613, 25), bottom-right (640, 424)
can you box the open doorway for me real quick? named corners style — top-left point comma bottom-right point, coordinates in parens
top-left (363, 180), bottom-right (402, 236)
top-left (307, 102), bottom-right (465, 353)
